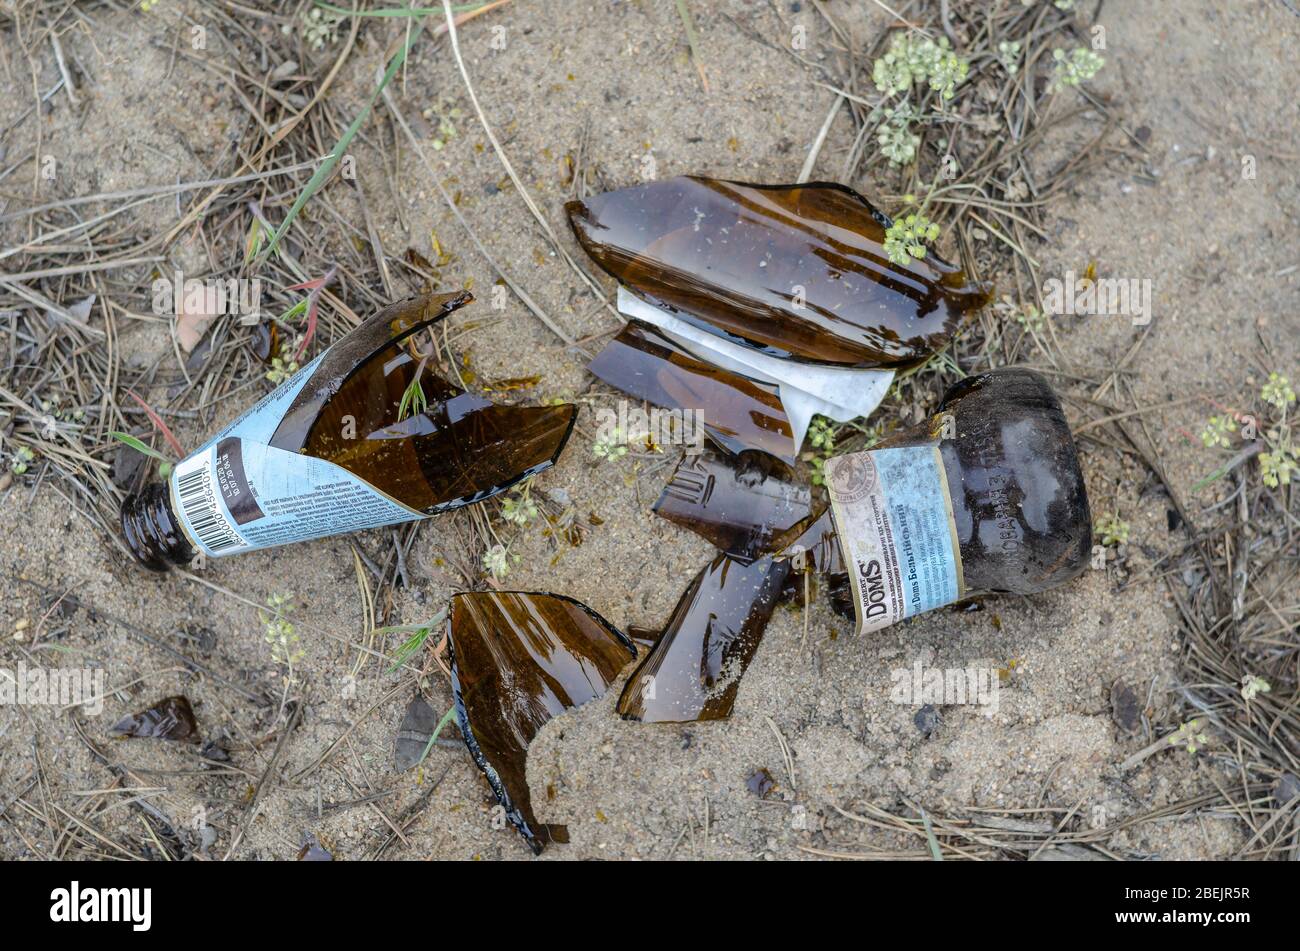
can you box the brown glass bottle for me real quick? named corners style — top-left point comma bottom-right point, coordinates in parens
top-left (800, 366), bottom-right (1093, 622)
top-left (122, 291), bottom-right (577, 570)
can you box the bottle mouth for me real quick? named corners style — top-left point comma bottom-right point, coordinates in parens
top-left (120, 483), bottom-right (191, 572)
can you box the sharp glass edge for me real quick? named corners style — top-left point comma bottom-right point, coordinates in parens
top-left (615, 287), bottom-right (894, 452)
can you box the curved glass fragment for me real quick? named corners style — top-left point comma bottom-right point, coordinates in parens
top-left (616, 553), bottom-right (790, 723)
top-left (272, 290), bottom-right (577, 513)
top-left (588, 319), bottom-right (795, 462)
top-left (567, 177), bottom-right (990, 368)
top-left (109, 695), bottom-right (200, 743)
top-left (653, 449), bottom-right (811, 562)
top-left (448, 592), bottom-right (636, 854)
top-left (271, 290), bottom-right (472, 448)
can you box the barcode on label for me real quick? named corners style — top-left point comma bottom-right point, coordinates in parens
top-left (176, 465), bottom-right (245, 553)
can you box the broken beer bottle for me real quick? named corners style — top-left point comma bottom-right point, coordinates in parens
top-left (120, 290), bottom-right (577, 570)
top-left (567, 176), bottom-right (990, 461)
top-left (819, 367), bottom-right (1092, 630)
top-left (622, 368), bottom-right (1091, 722)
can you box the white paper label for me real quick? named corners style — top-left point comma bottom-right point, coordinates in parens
top-left (166, 352), bottom-right (423, 557)
top-left (825, 445), bottom-right (964, 634)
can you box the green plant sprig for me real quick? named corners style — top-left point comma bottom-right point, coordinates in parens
top-left (110, 431), bottom-right (174, 478)
top-left (397, 359), bottom-right (431, 422)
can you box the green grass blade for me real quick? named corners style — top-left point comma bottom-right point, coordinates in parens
top-left (379, 608), bottom-right (448, 672)
top-left (921, 808), bottom-right (944, 861)
top-left (275, 298), bottom-right (309, 324)
top-left (397, 374), bottom-right (426, 421)
top-left (110, 431), bottom-right (171, 463)
top-left (417, 705), bottom-right (458, 766)
top-left (261, 16), bottom-right (432, 259)
top-left (315, 1), bottom-right (486, 17)
top-left (387, 626), bottom-right (431, 672)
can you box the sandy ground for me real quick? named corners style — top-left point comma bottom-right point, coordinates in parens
top-left (0, 0), bottom-right (1296, 860)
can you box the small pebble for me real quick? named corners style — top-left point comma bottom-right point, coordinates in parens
top-left (914, 704), bottom-right (941, 737)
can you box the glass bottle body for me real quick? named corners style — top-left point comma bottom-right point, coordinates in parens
top-left (797, 367), bottom-right (1092, 620)
top-left (121, 292), bottom-right (575, 570)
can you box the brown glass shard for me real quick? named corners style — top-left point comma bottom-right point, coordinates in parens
top-left (200, 739), bottom-right (231, 762)
top-left (567, 176), bottom-right (990, 368)
top-left (297, 839), bottom-right (333, 861)
top-left (447, 591), bottom-right (636, 854)
top-left (272, 290), bottom-right (471, 446)
top-left (269, 290), bottom-right (577, 513)
top-left (627, 452), bottom-right (816, 724)
top-left (250, 321), bottom-right (280, 364)
top-left (768, 504), bottom-right (854, 617)
top-left (746, 767), bottom-right (777, 798)
top-left (778, 505), bottom-right (842, 573)
top-left (625, 626), bottom-right (661, 653)
top-left (588, 319), bottom-right (795, 462)
top-left (616, 553), bottom-right (790, 723)
top-left (654, 449), bottom-right (811, 562)
top-left (110, 695), bottom-right (200, 743)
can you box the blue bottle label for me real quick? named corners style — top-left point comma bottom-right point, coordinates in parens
top-left (167, 353), bottom-right (424, 557)
top-left (825, 445), bottom-right (964, 633)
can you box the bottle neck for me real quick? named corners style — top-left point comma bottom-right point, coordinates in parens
top-left (120, 481), bottom-right (196, 571)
